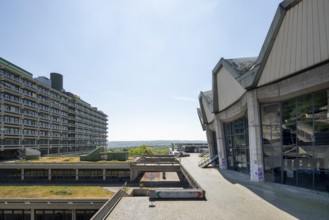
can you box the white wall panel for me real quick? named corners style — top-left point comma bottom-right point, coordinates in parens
top-left (216, 67), bottom-right (245, 111)
top-left (201, 98), bottom-right (214, 123)
top-left (295, 2), bottom-right (302, 71)
top-left (258, 0), bottom-right (329, 86)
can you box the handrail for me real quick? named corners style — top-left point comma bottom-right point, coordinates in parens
top-left (198, 155), bottom-right (218, 168)
top-left (180, 165), bottom-right (204, 190)
top-left (199, 151), bottom-right (209, 157)
top-left (0, 162), bottom-right (131, 170)
top-left (90, 188), bottom-right (125, 220)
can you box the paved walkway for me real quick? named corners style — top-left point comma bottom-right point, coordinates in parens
top-left (107, 154), bottom-right (329, 220)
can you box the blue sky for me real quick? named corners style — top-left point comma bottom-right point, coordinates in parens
top-left (0, 0), bottom-right (281, 141)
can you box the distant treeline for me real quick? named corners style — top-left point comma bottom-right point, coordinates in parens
top-left (108, 140), bottom-right (206, 148)
top-left (109, 145), bottom-right (169, 156)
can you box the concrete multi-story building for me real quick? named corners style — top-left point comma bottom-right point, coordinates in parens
top-left (0, 57), bottom-right (108, 160)
top-left (198, 0), bottom-right (329, 192)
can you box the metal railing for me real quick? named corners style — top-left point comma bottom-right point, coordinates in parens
top-left (198, 155), bottom-right (218, 168)
top-left (90, 186), bottom-right (126, 220)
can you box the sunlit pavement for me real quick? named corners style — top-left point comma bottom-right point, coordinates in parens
top-left (107, 154), bottom-right (328, 220)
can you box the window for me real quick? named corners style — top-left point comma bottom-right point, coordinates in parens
top-left (224, 116), bottom-right (250, 175)
top-left (261, 90), bottom-right (329, 192)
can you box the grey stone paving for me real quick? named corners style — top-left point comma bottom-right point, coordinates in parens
top-left (107, 154), bottom-right (329, 220)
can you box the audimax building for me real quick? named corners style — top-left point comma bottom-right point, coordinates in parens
top-left (198, 0), bottom-right (329, 192)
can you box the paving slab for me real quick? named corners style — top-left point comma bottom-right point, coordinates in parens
top-left (107, 154), bottom-right (328, 220)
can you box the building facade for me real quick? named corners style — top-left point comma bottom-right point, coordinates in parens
top-left (0, 57), bottom-right (108, 160)
top-left (198, 0), bottom-right (329, 192)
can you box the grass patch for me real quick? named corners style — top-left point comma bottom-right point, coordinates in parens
top-left (50, 189), bottom-right (73, 196)
top-left (17, 156), bottom-right (134, 163)
top-left (18, 157), bottom-right (80, 163)
top-left (0, 186), bottom-right (114, 199)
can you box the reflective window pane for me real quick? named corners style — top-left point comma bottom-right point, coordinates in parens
top-left (261, 103), bottom-right (281, 183)
top-left (262, 90), bottom-right (329, 192)
top-left (224, 116), bottom-right (250, 175)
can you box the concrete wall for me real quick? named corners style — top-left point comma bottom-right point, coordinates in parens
top-left (257, 62), bottom-right (329, 103)
top-left (215, 67), bottom-right (246, 112)
top-left (201, 98), bottom-right (214, 123)
top-left (106, 152), bottom-right (128, 161)
top-left (80, 147), bottom-right (104, 161)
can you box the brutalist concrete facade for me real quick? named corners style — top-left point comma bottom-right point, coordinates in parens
top-left (0, 57), bottom-right (108, 160)
top-left (198, 0), bottom-right (329, 192)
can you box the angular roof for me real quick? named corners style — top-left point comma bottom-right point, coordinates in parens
top-left (201, 90), bottom-right (213, 107)
top-left (212, 57), bottom-right (257, 80)
top-left (211, 0), bottom-right (302, 114)
top-left (196, 108), bottom-right (206, 131)
top-left (212, 57), bottom-right (254, 113)
top-left (225, 57), bottom-right (257, 76)
top-left (237, 0), bottom-right (302, 89)
top-left (198, 90), bottom-right (215, 125)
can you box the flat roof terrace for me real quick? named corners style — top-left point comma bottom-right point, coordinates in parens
top-left (0, 155), bottom-right (191, 184)
top-left (106, 154), bottom-right (329, 220)
top-left (131, 155), bottom-right (181, 172)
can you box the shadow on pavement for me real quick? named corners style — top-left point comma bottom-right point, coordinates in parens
top-left (218, 169), bottom-right (329, 220)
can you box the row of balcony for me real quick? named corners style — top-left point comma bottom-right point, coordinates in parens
top-left (2, 107), bottom-right (106, 129)
top-left (1, 93), bottom-right (69, 116)
top-left (1, 121), bottom-right (106, 132)
top-left (0, 144), bottom-right (107, 150)
top-left (1, 97), bottom-right (106, 126)
top-left (1, 103), bottom-right (107, 127)
top-left (1, 67), bottom-right (107, 123)
top-left (1, 70), bottom-right (70, 102)
top-left (1, 129), bottom-right (106, 136)
top-left (1, 81), bottom-right (70, 110)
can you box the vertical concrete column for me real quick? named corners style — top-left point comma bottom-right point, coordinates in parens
top-left (72, 209), bottom-right (76, 220)
top-left (215, 114), bottom-right (227, 169)
top-left (205, 128), bottom-right (214, 156)
top-left (103, 169), bottom-right (106, 181)
top-left (21, 168), bottom-right (24, 180)
top-left (47, 148), bottom-right (50, 155)
top-left (30, 208), bottom-right (35, 220)
top-left (48, 168), bottom-right (51, 181)
top-left (130, 169), bottom-right (133, 182)
top-left (130, 169), bottom-right (139, 182)
top-left (247, 90), bottom-right (264, 182)
top-left (327, 90), bottom-right (329, 118)
top-left (75, 169), bottom-right (79, 181)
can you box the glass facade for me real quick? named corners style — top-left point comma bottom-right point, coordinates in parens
top-left (261, 90), bottom-right (329, 192)
top-left (261, 103), bottom-right (282, 183)
top-left (24, 169), bottom-right (48, 180)
top-left (0, 210), bottom-right (30, 220)
top-left (0, 169), bottom-right (21, 180)
top-left (78, 169), bottom-right (103, 180)
top-left (224, 116), bottom-right (250, 175)
top-left (105, 170), bottom-right (130, 181)
top-left (35, 210), bottom-right (72, 220)
top-left (76, 210), bottom-right (98, 220)
top-left (51, 169), bottom-right (76, 180)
